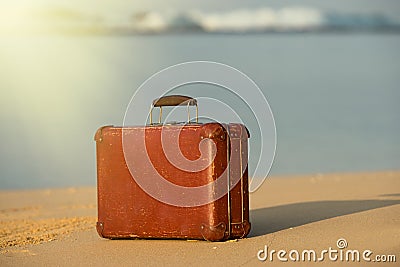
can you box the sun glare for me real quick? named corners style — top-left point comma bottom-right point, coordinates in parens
top-left (0, 7), bottom-right (28, 34)
top-left (0, 3), bottom-right (91, 35)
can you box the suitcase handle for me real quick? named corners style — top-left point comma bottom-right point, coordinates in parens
top-left (149, 95), bottom-right (198, 124)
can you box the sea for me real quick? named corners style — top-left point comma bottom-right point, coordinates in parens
top-left (0, 33), bottom-right (399, 189)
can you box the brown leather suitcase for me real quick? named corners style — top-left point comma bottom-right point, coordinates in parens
top-left (95, 95), bottom-right (250, 241)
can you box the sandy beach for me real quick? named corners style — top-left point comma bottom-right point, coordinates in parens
top-left (1, 171), bottom-right (399, 266)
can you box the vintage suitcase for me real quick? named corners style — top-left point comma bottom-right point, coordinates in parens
top-left (95, 95), bottom-right (250, 241)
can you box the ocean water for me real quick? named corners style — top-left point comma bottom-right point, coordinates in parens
top-left (0, 33), bottom-right (399, 189)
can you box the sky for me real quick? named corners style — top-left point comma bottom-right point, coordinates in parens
top-left (1, 0), bottom-right (399, 35)
top-left (2, 0), bottom-right (400, 17)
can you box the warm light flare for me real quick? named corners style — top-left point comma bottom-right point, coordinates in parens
top-left (0, 8), bottom-right (31, 34)
top-left (0, 5), bottom-right (100, 35)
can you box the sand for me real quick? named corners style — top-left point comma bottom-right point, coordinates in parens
top-left (0, 171), bottom-right (399, 266)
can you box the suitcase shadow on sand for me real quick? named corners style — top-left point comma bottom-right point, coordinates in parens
top-left (249, 199), bottom-right (400, 237)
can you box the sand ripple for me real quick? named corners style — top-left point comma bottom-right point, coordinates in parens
top-left (0, 216), bottom-right (96, 248)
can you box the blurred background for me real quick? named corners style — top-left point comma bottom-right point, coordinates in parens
top-left (0, 0), bottom-right (399, 189)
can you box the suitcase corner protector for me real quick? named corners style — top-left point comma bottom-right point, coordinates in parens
top-left (94, 125), bottom-right (114, 142)
top-left (231, 220), bottom-right (251, 238)
top-left (200, 222), bottom-right (227, 241)
top-left (96, 221), bottom-right (105, 238)
top-left (200, 123), bottom-right (227, 141)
